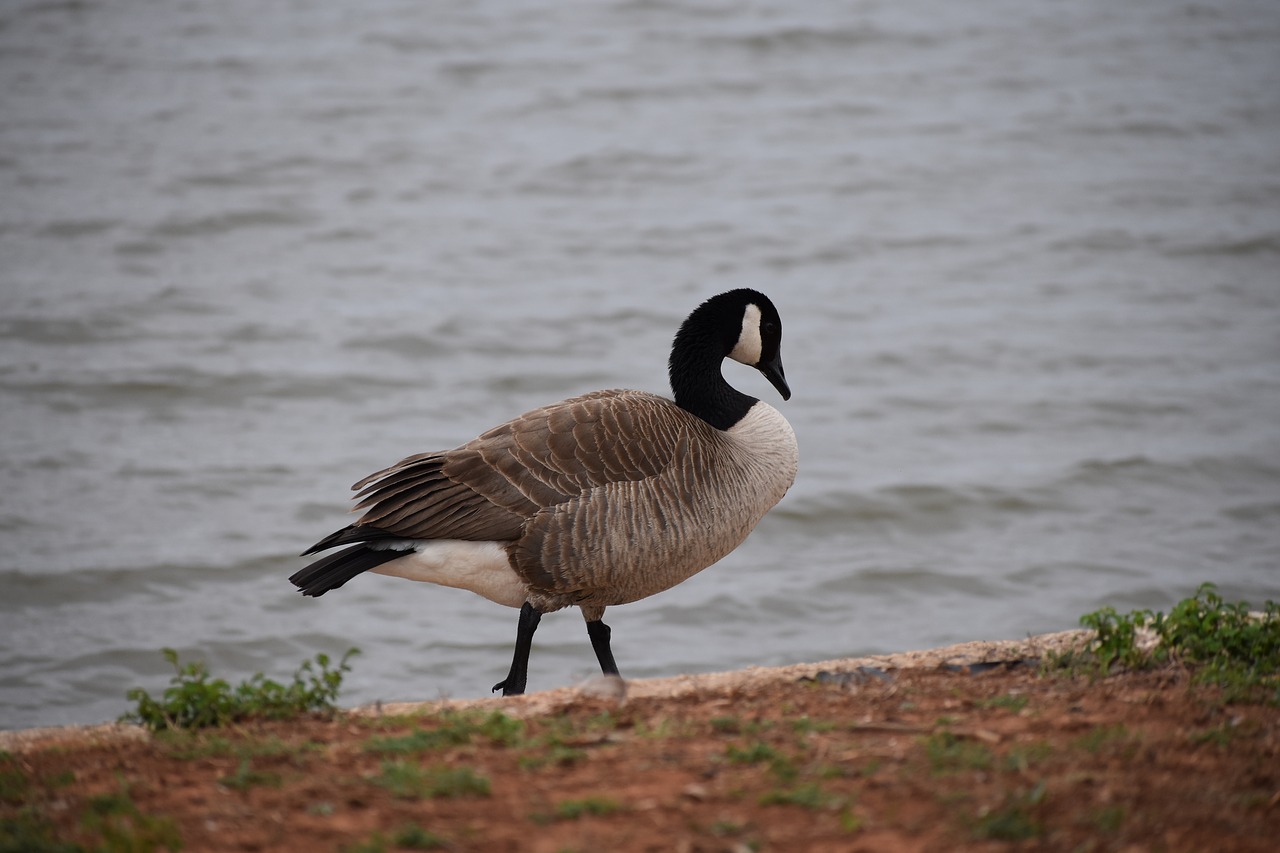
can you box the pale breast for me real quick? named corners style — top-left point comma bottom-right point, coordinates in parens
top-left (517, 400), bottom-right (798, 612)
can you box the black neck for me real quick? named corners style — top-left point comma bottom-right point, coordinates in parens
top-left (669, 331), bottom-right (757, 431)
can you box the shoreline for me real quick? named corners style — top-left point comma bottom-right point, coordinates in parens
top-left (0, 628), bottom-right (1090, 753)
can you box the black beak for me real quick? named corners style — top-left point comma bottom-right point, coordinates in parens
top-left (758, 352), bottom-right (791, 401)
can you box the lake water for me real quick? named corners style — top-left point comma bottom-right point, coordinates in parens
top-left (2, 0), bottom-right (1278, 730)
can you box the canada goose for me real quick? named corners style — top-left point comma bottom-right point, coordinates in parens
top-left (290, 289), bottom-right (798, 696)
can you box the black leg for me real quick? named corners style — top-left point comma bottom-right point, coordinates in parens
top-left (493, 602), bottom-right (542, 696)
top-left (586, 618), bottom-right (620, 677)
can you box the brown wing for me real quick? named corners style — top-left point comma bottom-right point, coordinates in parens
top-left (345, 389), bottom-right (682, 543)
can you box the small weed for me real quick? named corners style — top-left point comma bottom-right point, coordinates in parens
top-left (1189, 725), bottom-right (1236, 748)
top-left (1090, 804), bottom-right (1126, 834)
top-left (371, 762), bottom-right (430, 799)
top-left (219, 758), bottom-right (282, 792)
top-left (976, 694), bottom-right (1029, 713)
top-left (1072, 724), bottom-right (1132, 755)
top-left (371, 761), bottom-right (490, 800)
top-left (0, 811), bottom-right (81, 853)
top-left (710, 716), bottom-right (770, 736)
top-left (790, 716), bottom-right (836, 735)
top-left (364, 728), bottom-right (470, 755)
top-left (709, 819), bottom-right (747, 836)
top-left (554, 796), bottom-right (623, 820)
top-left (81, 780), bottom-right (183, 852)
top-left (123, 647), bottom-right (358, 730)
top-left (46, 770), bottom-right (76, 790)
top-left (1057, 584), bottom-right (1280, 704)
top-left (341, 834), bottom-right (388, 853)
top-left (519, 744), bottom-right (587, 771)
top-left (155, 731), bottom-right (234, 760)
top-left (1080, 606), bottom-right (1152, 675)
top-left (392, 823), bottom-right (450, 849)
top-left (726, 741), bottom-right (780, 765)
top-left (710, 716), bottom-right (743, 734)
top-left (0, 763), bottom-right (29, 805)
top-left (974, 781), bottom-right (1047, 841)
top-left (922, 731), bottom-right (993, 774)
top-left (1005, 741), bottom-right (1053, 772)
top-left (760, 782), bottom-right (842, 810)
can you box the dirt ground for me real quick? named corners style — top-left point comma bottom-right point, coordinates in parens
top-left (3, 631), bottom-right (1277, 852)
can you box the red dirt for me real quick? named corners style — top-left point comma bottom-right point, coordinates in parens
top-left (4, 635), bottom-right (1277, 852)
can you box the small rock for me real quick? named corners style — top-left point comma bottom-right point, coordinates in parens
top-left (681, 783), bottom-right (709, 801)
top-left (576, 674), bottom-right (627, 703)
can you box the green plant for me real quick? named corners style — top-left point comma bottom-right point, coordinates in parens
top-left (1156, 584), bottom-right (1280, 701)
top-left (1056, 585), bottom-right (1279, 702)
top-left (123, 648), bottom-right (358, 730)
top-left (1080, 606), bottom-right (1152, 675)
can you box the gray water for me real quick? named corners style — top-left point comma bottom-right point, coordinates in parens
top-left (2, 0), bottom-right (1279, 731)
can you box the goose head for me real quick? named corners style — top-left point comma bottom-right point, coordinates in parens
top-left (668, 289), bottom-right (791, 430)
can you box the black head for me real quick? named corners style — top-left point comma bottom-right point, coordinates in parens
top-left (673, 288), bottom-right (790, 401)
top-left (668, 290), bottom-right (791, 430)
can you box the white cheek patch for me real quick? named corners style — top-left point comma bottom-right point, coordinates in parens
top-left (728, 303), bottom-right (763, 365)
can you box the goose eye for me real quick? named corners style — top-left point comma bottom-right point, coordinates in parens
top-left (763, 322), bottom-right (778, 336)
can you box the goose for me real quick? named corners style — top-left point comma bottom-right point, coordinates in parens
top-left (290, 289), bottom-right (798, 696)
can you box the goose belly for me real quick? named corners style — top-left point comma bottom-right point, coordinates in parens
top-left (370, 540), bottom-right (527, 608)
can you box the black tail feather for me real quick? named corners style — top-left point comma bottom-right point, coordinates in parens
top-left (289, 544), bottom-right (406, 597)
top-left (301, 524), bottom-right (398, 557)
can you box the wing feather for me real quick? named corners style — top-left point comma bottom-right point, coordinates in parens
top-left (330, 389), bottom-right (685, 548)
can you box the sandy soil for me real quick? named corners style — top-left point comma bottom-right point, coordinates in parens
top-left (3, 630), bottom-right (1277, 852)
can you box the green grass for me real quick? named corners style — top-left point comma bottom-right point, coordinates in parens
top-left (218, 759), bottom-right (282, 793)
top-left (1072, 724), bottom-right (1134, 756)
top-left (364, 710), bottom-right (524, 755)
top-left (80, 781), bottom-right (183, 852)
top-left (759, 782), bottom-right (844, 810)
top-left (1004, 741), bottom-right (1053, 772)
top-left (973, 782), bottom-right (1047, 841)
top-left (0, 813), bottom-right (84, 853)
top-left (1089, 804), bottom-right (1126, 834)
top-left (392, 824), bottom-right (450, 850)
top-left (725, 741), bottom-right (780, 765)
top-left (371, 762), bottom-right (490, 800)
top-left (975, 694), bottom-right (1029, 713)
top-left (921, 731), bottom-right (994, 774)
top-left (553, 796), bottom-right (623, 820)
top-left (0, 761), bottom-right (30, 806)
top-left (123, 648), bottom-right (359, 730)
